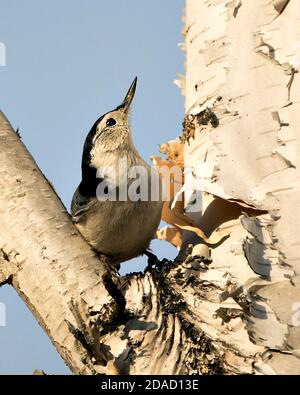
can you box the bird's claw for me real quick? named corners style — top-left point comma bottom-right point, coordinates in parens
top-left (143, 250), bottom-right (168, 270)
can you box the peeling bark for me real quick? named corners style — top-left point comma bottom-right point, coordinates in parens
top-left (179, 0), bottom-right (300, 374)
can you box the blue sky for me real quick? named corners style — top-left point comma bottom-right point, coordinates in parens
top-left (0, 0), bottom-right (184, 374)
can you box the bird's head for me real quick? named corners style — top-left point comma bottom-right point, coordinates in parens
top-left (82, 77), bottom-right (137, 173)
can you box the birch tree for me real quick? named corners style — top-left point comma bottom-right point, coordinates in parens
top-left (1, 0), bottom-right (300, 374)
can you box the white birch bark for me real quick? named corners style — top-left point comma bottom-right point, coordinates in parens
top-left (175, 0), bottom-right (300, 374)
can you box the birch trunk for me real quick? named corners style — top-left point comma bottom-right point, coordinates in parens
top-left (175, 0), bottom-right (300, 374)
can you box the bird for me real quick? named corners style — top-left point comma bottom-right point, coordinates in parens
top-left (71, 77), bottom-right (163, 267)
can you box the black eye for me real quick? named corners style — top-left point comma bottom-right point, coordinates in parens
top-left (106, 118), bottom-right (117, 127)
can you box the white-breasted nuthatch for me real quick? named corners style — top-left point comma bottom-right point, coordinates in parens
top-left (71, 78), bottom-right (163, 266)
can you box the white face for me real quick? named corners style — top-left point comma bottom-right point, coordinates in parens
top-left (90, 109), bottom-right (131, 163)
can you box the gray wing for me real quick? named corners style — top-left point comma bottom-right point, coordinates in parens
top-left (71, 187), bottom-right (97, 222)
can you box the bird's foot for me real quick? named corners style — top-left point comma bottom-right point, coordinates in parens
top-left (143, 250), bottom-right (168, 270)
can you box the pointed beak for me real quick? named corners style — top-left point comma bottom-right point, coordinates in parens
top-left (122, 77), bottom-right (137, 112)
